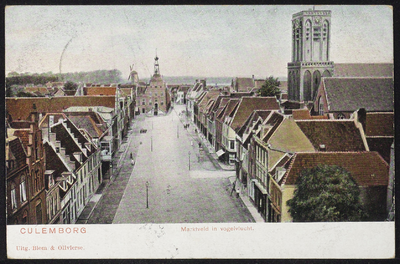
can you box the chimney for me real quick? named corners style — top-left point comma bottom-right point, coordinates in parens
top-left (73, 152), bottom-right (82, 163)
top-left (60, 147), bottom-right (66, 157)
top-left (319, 144), bottom-right (326, 151)
top-left (49, 132), bottom-right (56, 143)
top-left (357, 108), bottom-right (367, 132)
top-left (84, 142), bottom-right (91, 152)
top-left (69, 160), bottom-right (75, 171)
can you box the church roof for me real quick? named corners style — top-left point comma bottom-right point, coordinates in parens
top-left (334, 63), bottom-right (393, 78)
top-left (322, 77), bottom-right (393, 112)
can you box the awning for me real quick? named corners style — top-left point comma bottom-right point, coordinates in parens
top-left (254, 180), bottom-right (268, 195)
top-left (216, 149), bottom-right (225, 157)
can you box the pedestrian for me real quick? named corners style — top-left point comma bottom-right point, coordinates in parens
top-left (130, 153), bottom-right (133, 160)
top-left (230, 181), bottom-right (236, 196)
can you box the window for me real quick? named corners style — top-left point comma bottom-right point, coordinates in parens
top-left (20, 177), bottom-right (27, 203)
top-left (48, 174), bottom-right (54, 188)
top-left (8, 160), bottom-right (15, 170)
top-left (161, 102), bottom-right (164, 106)
top-left (230, 140), bottom-right (235, 150)
top-left (142, 102), bottom-right (145, 105)
top-left (11, 185), bottom-right (17, 210)
top-left (318, 97), bottom-right (324, 115)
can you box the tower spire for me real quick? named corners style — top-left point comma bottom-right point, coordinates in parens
top-left (154, 49), bottom-right (160, 75)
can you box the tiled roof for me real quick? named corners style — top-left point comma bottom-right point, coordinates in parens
top-left (237, 110), bottom-right (271, 136)
top-left (84, 87), bottom-right (117, 96)
top-left (6, 137), bottom-right (27, 171)
top-left (214, 98), bottom-right (230, 120)
top-left (197, 90), bottom-right (220, 112)
top-left (296, 120), bottom-right (366, 151)
top-left (211, 95), bottom-right (229, 113)
top-left (267, 118), bottom-right (315, 154)
top-left (230, 97), bottom-right (280, 132)
top-left (334, 63), bottom-right (393, 77)
top-left (260, 111), bottom-right (285, 142)
top-left (282, 152), bottom-right (389, 186)
top-left (237, 110), bottom-right (272, 137)
top-left (64, 118), bottom-right (94, 149)
top-left (217, 99), bottom-right (240, 122)
top-left (365, 112), bottom-right (394, 137)
top-left (6, 96), bottom-right (116, 121)
top-left (25, 87), bottom-right (49, 94)
top-left (44, 142), bottom-right (74, 199)
top-left (10, 129), bottom-right (30, 152)
top-left (235, 77), bottom-right (254, 92)
top-left (366, 137), bottom-right (393, 164)
top-left (67, 115), bottom-right (105, 138)
top-left (323, 77), bottom-right (393, 112)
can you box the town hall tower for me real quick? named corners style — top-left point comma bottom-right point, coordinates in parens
top-left (288, 9), bottom-right (334, 102)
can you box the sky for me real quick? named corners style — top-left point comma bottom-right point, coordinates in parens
top-left (5, 5), bottom-right (393, 80)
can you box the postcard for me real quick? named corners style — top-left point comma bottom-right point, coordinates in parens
top-left (5, 5), bottom-right (395, 259)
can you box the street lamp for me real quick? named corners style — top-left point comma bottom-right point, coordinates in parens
top-left (145, 181), bottom-right (149, 209)
top-left (188, 151), bottom-right (191, 171)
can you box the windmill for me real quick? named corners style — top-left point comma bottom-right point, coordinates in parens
top-left (128, 64), bottom-right (139, 84)
top-left (128, 64), bottom-right (134, 80)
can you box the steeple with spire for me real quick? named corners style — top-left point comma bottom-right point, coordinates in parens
top-left (154, 49), bottom-right (160, 76)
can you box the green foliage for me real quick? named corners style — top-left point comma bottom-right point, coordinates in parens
top-left (63, 81), bottom-right (78, 91)
top-left (60, 69), bottom-right (123, 83)
top-left (258, 76), bottom-right (281, 97)
top-left (287, 165), bottom-right (367, 222)
top-left (6, 74), bottom-right (59, 87)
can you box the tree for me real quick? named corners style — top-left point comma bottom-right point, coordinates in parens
top-left (258, 76), bottom-right (281, 97)
top-left (63, 81), bottom-right (78, 91)
top-left (287, 164), bottom-right (367, 222)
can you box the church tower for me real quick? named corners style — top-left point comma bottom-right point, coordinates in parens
top-left (288, 9), bottom-right (334, 102)
top-left (154, 53), bottom-right (160, 76)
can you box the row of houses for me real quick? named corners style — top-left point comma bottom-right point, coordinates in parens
top-left (6, 85), bottom-right (135, 225)
top-left (187, 65), bottom-right (394, 222)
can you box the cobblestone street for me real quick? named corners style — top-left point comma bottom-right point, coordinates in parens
top-left (87, 105), bottom-right (254, 224)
